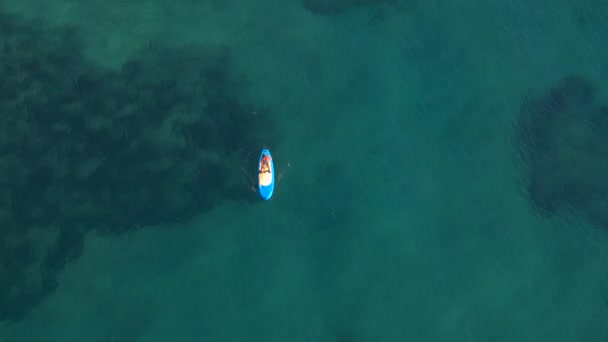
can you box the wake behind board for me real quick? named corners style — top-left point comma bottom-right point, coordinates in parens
top-left (258, 149), bottom-right (275, 200)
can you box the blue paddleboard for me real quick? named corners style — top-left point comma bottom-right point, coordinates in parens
top-left (258, 149), bottom-right (275, 200)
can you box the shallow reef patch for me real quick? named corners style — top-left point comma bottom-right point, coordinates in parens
top-left (516, 75), bottom-right (608, 231)
top-left (0, 12), bottom-right (277, 321)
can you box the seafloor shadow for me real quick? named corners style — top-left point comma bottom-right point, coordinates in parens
top-left (516, 75), bottom-right (608, 230)
top-left (0, 12), bottom-right (277, 321)
top-left (302, 0), bottom-right (397, 16)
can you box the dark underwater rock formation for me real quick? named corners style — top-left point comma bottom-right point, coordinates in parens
top-left (303, 0), bottom-right (395, 15)
top-left (516, 75), bottom-right (608, 230)
top-left (0, 13), bottom-right (277, 321)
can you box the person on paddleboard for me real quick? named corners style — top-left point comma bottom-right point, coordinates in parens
top-left (259, 154), bottom-right (273, 187)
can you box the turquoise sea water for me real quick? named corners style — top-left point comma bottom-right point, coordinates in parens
top-left (1, 0), bottom-right (608, 341)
